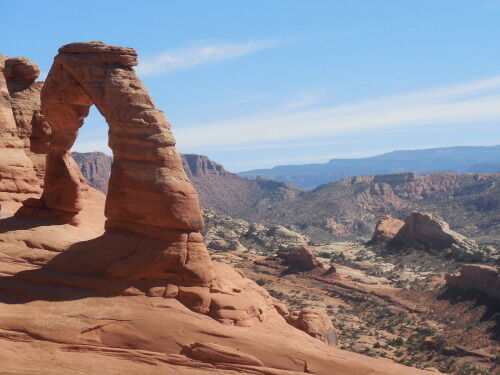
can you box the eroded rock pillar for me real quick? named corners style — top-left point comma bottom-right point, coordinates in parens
top-left (32, 42), bottom-right (213, 287)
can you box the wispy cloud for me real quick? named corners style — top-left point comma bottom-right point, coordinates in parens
top-left (175, 75), bottom-right (500, 151)
top-left (136, 40), bottom-right (278, 76)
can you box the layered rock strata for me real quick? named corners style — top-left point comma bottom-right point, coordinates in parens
top-left (369, 215), bottom-right (405, 243)
top-left (445, 264), bottom-right (500, 300)
top-left (0, 55), bottom-right (48, 204)
top-left (391, 212), bottom-right (483, 261)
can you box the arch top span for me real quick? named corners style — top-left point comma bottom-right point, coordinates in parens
top-left (30, 41), bottom-right (204, 233)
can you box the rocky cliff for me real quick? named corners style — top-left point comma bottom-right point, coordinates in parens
top-left (446, 264), bottom-right (500, 300)
top-left (0, 55), bottom-right (49, 207)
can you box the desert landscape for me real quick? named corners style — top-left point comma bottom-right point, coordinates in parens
top-left (1, 2), bottom-right (499, 375)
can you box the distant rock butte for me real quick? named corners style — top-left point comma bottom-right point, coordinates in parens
top-left (446, 264), bottom-right (500, 300)
top-left (391, 212), bottom-right (483, 261)
top-left (277, 245), bottom-right (322, 272)
top-left (370, 215), bottom-right (405, 243)
top-left (0, 42), bottom-right (436, 374)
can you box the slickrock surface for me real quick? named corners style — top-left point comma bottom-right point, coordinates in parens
top-left (391, 212), bottom-right (483, 261)
top-left (446, 264), bottom-right (500, 300)
top-left (370, 215), bottom-right (405, 243)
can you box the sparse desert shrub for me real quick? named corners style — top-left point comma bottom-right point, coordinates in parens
top-left (388, 337), bottom-right (404, 347)
top-left (256, 278), bottom-right (267, 286)
top-left (268, 289), bottom-right (285, 300)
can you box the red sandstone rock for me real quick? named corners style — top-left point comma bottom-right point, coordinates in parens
top-left (370, 215), bottom-right (405, 243)
top-left (445, 264), bottom-right (500, 300)
top-left (35, 41), bottom-right (204, 233)
top-left (0, 55), bottom-right (45, 203)
top-left (277, 245), bottom-right (322, 271)
top-left (13, 41), bottom-right (215, 290)
top-left (391, 212), bottom-right (482, 261)
top-left (292, 309), bottom-right (339, 347)
top-left (182, 341), bottom-right (265, 366)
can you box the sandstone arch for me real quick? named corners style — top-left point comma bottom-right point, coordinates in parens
top-left (18, 42), bottom-right (214, 287)
top-left (39, 42), bottom-right (204, 232)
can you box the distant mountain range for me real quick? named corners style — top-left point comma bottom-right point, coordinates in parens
top-left (241, 172), bottom-right (500, 245)
top-left (73, 150), bottom-right (499, 246)
top-left (239, 145), bottom-right (500, 189)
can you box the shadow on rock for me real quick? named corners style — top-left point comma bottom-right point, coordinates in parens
top-left (437, 287), bottom-right (500, 342)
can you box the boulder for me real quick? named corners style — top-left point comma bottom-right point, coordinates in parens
top-left (370, 215), bottom-right (404, 243)
top-left (292, 309), bottom-right (338, 347)
top-left (277, 245), bottom-right (321, 271)
top-left (391, 212), bottom-right (482, 261)
top-left (445, 264), bottom-right (500, 300)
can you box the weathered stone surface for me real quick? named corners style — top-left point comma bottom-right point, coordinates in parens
top-left (182, 341), bottom-right (264, 366)
top-left (370, 215), bottom-right (405, 243)
top-left (292, 309), bottom-right (339, 347)
top-left (277, 245), bottom-right (321, 271)
top-left (0, 55), bottom-right (46, 203)
top-left (12, 41), bottom-right (214, 289)
top-left (32, 41), bottom-right (203, 232)
top-left (72, 152), bottom-right (112, 193)
top-left (391, 212), bottom-right (483, 261)
top-left (445, 264), bottom-right (500, 300)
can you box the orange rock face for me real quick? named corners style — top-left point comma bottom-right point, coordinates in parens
top-left (0, 55), bottom-right (48, 204)
top-left (370, 215), bottom-right (405, 243)
top-left (277, 245), bottom-right (322, 271)
top-left (38, 42), bottom-right (203, 232)
top-left (446, 264), bottom-right (500, 300)
top-left (292, 309), bottom-right (338, 347)
top-left (14, 42), bottom-right (215, 291)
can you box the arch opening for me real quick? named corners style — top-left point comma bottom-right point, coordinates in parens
top-left (33, 41), bottom-right (204, 234)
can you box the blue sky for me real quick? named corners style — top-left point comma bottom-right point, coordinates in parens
top-left (2, 1), bottom-right (500, 171)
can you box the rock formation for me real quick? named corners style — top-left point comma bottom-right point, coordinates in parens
top-left (445, 264), bottom-right (500, 300)
top-left (0, 55), bottom-right (49, 206)
top-left (369, 215), bottom-right (405, 243)
top-left (277, 245), bottom-right (322, 272)
top-left (183, 153), bottom-right (231, 178)
top-left (292, 309), bottom-right (339, 347)
top-left (202, 209), bottom-right (309, 253)
top-left (0, 42), bottom-right (439, 375)
top-left (15, 42), bottom-right (217, 289)
top-left (391, 212), bottom-right (483, 261)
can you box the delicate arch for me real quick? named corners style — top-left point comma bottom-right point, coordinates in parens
top-left (39, 42), bottom-right (203, 233)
